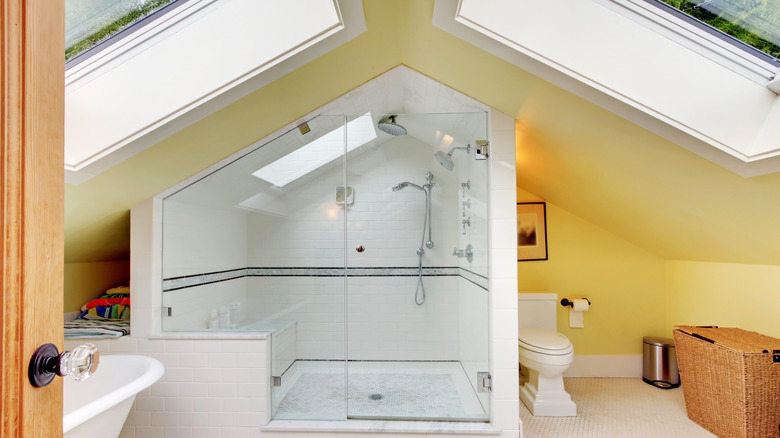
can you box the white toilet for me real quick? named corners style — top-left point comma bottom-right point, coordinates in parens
top-left (517, 293), bottom-right (576, 416)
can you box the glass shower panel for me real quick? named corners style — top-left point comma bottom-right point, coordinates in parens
top-left (159, 110), bottom-right (490, 422)
top-left (160, 115), bottom-right (348, 421)
top-left (345, 112), bottom-right (490, 421)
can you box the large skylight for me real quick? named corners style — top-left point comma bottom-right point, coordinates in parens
top-left (252, 114), bottom-right (377, 187)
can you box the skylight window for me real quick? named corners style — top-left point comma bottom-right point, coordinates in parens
top-left (649, 0), bottom-right (780, 64)
top-left (65, 0), bottom-right (180, 62)
top-left (252, 114), bottom-right (377, 187)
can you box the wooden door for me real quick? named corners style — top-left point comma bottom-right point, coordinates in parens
top-left (1, 1), bottom-right (64, 437)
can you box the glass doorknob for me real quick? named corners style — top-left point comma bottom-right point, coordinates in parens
top-left (28, 342), bottom-right (99, 387)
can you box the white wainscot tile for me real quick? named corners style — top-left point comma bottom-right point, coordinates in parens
top-left (135, 338), bottom-right (166, 353)
top-left (159, 427), bottom-right (192, 438)
top-left (108, 337), bottom-right (138, 353)
top-left (164, 367), bottom-right (194, 383)
top-left (151, 411), bottom-right (179, 426)
top-left (133, 426), bottom-right (164, 438)
top-left (151, 382), bottom-right (179, 397)
top-left (192, 397), bottom-right (221, 413)
top-left (221, 397), bottom-right (251, 413)
top-left (208, 382), bottom-right (238, 397)
top-left (135, 396), bottom-right (164, 412)
top-left (207, 412), bottom-right (236, 427)
top-left (164, 340), bottom-right (194, 353)
top-left (165, 397), bottom-right (194, 413)
top-left (178, 353), bottom-right (209, 368)
top-left (193, 368), bottom-right (222, 382)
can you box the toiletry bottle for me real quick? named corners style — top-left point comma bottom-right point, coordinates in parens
top-left (208, 309), bottom-right (218, 329)
top-left (230, 302), bottom-right (240, 328)
top-left (218, 306), bottom-right (229, 329)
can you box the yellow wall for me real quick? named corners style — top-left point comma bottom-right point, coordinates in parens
top-left (64, 261), bottom-right (130, 313)
top-left (666, 261), bottom-right (780, 339)
top-left (515, 193), bottom-right (780, 356)
top-left (517, 190), bottom-right (668, 355)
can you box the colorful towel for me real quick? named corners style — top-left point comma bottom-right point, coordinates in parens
top-left (80, 292), bottom-right (130, 320)
top-left (64, 315), bottom-right (130, 339)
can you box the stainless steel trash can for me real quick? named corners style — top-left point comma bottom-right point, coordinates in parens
top-left (642, 336), bottom-right (680, 389)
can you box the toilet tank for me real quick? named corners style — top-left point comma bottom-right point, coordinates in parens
top-left (518, 293), bottom-right (558, 332)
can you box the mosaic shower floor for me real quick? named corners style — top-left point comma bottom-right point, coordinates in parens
top-left (272, 361), bottom-right (488, 421)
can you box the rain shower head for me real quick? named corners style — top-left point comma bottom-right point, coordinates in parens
top-left (434, 144), bottom-right (471, 171)
top-left (434, 151), bottom-right (454, 171)
top-left (377, 115), bottom-right (407, 136)
top-left (392, 181), bottom-right (424, 192)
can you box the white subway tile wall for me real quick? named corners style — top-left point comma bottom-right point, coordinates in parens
top-left (64, 337), bottom-right (269, 438)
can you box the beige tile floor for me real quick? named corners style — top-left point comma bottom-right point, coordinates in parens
top-left (520, 378), bottom-right (717, 438)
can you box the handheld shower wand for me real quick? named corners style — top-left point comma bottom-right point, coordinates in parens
top-left (391, 172), bottom-right (436, 305)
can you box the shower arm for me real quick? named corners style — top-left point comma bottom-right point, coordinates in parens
top-left (447, 144), bottom-right (471, 157)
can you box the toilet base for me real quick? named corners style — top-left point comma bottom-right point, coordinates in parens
top-left (519, 367), bottom-right (576, 417)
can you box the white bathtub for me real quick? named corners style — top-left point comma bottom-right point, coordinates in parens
top-left (63, 354), bottom-right (164, 438)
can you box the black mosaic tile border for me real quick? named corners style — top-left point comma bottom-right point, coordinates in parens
top-left (163, 267), bottom-right (488, 292)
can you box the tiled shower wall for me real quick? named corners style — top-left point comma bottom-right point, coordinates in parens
top-left (161, 135), bottom-right (485, 345)
top-left (244, 135), bottom-right (465, 268)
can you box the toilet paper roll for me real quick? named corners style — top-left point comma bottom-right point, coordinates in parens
top-left (569, 299), bottom-right (590, 328)
top-left (572, 299), bottom-right (590, 312)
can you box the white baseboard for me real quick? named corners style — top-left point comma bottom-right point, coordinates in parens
top-left (563, 355), bottom-right (643, 378)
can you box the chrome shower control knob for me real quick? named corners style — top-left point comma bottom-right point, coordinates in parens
top-left (356, 245), bottom-right (365, 253)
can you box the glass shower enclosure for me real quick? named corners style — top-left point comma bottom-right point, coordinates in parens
top-left (160, 111), bottom-right (490, 422)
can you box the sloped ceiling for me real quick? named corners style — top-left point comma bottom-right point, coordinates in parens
top-left (65, 0), bottom-right (780, 266)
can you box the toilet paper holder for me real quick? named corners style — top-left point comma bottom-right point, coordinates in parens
top-left (561, 298), bottom-right (591, 307)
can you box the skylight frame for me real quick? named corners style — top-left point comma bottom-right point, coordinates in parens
top-left (66, 0), bottom-right (193, 69)
top-left (65, 0), bottom-right (216, 85)
top-left (596, 0), bottom-right (780, 86)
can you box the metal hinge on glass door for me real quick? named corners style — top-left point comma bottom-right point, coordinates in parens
top-left (477, 371), bottom-right (492, 392)
top-left (475, 140), bottom-right (489, 160)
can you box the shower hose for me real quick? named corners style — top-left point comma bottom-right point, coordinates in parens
top-left (415, 185), bottom-right (432, 305)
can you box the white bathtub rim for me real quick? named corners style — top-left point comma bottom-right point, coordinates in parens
top-left (63, 354), bottom-right (164, 433)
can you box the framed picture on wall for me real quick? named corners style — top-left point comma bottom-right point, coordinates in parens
top-left (517, 202), bottom-right (548, 261)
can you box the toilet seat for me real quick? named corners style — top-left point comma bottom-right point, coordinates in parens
top-left (518, 328), bottom-right (573, 356)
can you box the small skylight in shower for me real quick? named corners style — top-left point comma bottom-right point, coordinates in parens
top-left (252, 113), bottom-right (376, 187)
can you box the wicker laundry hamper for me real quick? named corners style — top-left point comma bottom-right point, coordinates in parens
top-left (673, 326), bottom-right (780, 438)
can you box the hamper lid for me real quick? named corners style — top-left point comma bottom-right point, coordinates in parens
top-left (675, 326), bottom-right (780, 353)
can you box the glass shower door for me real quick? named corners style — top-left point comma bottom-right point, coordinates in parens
top-left (159, 114), bottom-right (351, 421)
top-left (261, 115), bottom-right (349, 420)
top-left (344, 112), bottom-right (490, 421)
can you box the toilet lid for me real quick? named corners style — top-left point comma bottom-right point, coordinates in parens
top-left (518, 328), bottom-right (573, 354)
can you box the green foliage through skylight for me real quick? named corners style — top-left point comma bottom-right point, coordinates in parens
top-left (657, 0), bottom-right (780, 61)
top-left (66, 0), bottom-right (176, 62)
